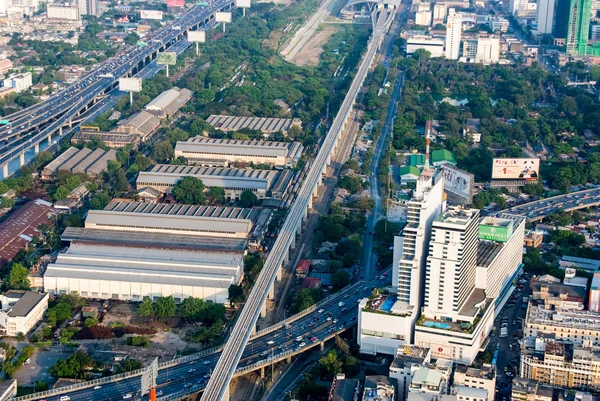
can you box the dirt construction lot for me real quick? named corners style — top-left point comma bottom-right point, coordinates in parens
top-left (287, 26), bottom-right (337, 66)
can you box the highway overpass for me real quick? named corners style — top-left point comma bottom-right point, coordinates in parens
top-left (0, 0), bottom-right (236, 178)
top-left (200, 7), bottom-right (397, 401)
top-left (499, 188), bottom-right (600, 222)
top-left (11, 276), bottom-right (388, 401)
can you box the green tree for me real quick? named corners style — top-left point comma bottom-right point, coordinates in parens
top-left (208, 187), bottom-right (225, 204)
top-left (53, 185), bottom-right (70, 201)
top-left (338, 175), bottom-right (362, 194)
top-left (151, 141), bottom-right (173, 162)
top-left (331, 270), bottom-right (350, 290)
top-left (138, 297), bottom-right (155, 317)
top-left (239, 190), bottom-right (258, 207)
top-left (318, 351), bottom-right (343, 377)
top-left (228, 284), bottom-right (244, 303)
top-left (90, 192), bottom-right (111, 210)
top-left (171, 176), bottom-right (206, 205)
top-left (6, 263), bottom-right (30, 290)
top-left (291, 289), bottom-right (320, 313)
top-left (154, 296), bottom-right (176, 318)
top-left (83, 317), bottom-right (98, 328)
top-left (135, 154), bottom-right (151, 171)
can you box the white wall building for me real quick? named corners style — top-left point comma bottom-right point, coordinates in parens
top-left (47, 4), bottom-right (80, 20)
top-left (445, 10), bottom-right (462, 60)
top-left (416, 10), bottom-right (432, 26)
top-left (406, 36), bottom-right (445, 57)
top-left (389, 345), bottom-right (432, 400)
top-left (433, 3), bottom-right (447, 23)
top-left (475, 35), bottom-right (500, 64)
top-left (0, 292), bottom-right (49, 336)
top-left (78, 0), bottom-right (98, 16)
top-left (3, 72), bottom-right (32, 93)
top-left (535, 0), bottom-right (555, 33)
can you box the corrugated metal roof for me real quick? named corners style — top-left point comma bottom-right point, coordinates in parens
top-left (145, 89), bottom-right (180, 111)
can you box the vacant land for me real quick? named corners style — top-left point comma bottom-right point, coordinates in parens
top-left (288, 26), bottom-right (338, 66)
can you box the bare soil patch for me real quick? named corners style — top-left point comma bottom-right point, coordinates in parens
top-left (288, 26), bottom-right (337, 66)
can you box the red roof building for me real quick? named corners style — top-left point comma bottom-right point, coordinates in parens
top-left (295, 259), bottom-right (311, 279)
top-left (0, 200), bottom-right (55, 267)
top-left (300, 277), bottom-right (321, 289)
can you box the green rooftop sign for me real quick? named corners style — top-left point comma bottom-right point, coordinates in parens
top-left (0, 120), bottom-right (10, 125)
top-left (479, 224), bottom-right (510, 242)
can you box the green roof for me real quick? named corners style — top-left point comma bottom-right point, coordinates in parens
top-left (399, 166), bottom-right (420, 177)
top-left (431, 149), bottom-right (456, 164)
top-left (407, 154), bottom-right (426, 166)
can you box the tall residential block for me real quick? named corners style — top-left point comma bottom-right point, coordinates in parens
top-left (78, 0), bottom-right (98, 16)
top-left (536, 0), bottom-right (555, 33)
top-left (566, 0), bottom-right (592, 55)
top-left (358, 170), bottom-right (444, 355)
top-left (445, 10), bottom-right (462, 60)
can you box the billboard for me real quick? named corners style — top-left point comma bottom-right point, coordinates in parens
top-left (156, 52), bottom-right (177, 65)
top-left (187, 30), bottom-right (206, 43)
top-left (166, 0), bottom-right (185, 7)
top-left (235, 0), bottom-right (251, 7)
top-left (215, 11), bottom-right (232, 22)
top-left (140, 10), bottom-right (163, 20)
top-left (119, 77), bottom-right (142, 92)
top-left (115, 14), bottom-right (137, 25)
top-left (479, 224), bottom-right (511, 242)
top-left (492, 158), bottom-right (539, 181)
top-left (442, 165), bottom-right (473, 205)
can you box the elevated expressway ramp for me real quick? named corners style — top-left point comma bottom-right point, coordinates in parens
top-left (340, 0), bottom-right (401, 19)
top-left (0, 0), bottom-right (235, 177)
top-left (200, 7), bottom-right (397, 401)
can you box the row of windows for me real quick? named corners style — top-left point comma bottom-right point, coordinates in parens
top-left (361, 329), bottom-right (405, 340)
top-left (179, 150), bottom-right (279, 159)
top-left (137, 182), bottom-right (260, 192)
top-left (94, 223), bottom-right (238, 235)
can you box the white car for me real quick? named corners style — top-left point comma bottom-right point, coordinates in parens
top-left (318, 309), bottom-right (324, 313)
top-left (93, 386), bottom-right (102, 390)
top-left (123, 394), bottom-right (133, 399)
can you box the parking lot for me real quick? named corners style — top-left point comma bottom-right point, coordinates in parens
top-left (491, 274), bottom-right (531, 401)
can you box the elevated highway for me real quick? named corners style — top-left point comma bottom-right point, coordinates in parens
top-left (498, 188), bottom-right (600, 222)
top-left (11, 275), bottom-right (388, 401)
top-left (201, 7), bottom-right (397, 401)
top-left (0, 0), bottom-right (235, 178)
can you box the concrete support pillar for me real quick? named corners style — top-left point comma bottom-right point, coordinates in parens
top-left (290, 233), bottom-right (296, 250)
top-left (19, 152), bottom-right (24, 166)
top-left (34, 143), bottom-right (39, 153)
top-left (68, 118), bottom-right (72, 128)
top-left (47, 134), bottom-right (52, 144)
top-left (308, 197), bottom-right (313, 210)
top-left (284, 249), bottom-right (289, 265)
top-left (276, 265), bottom-right (282, 281)
top-left (260, 301), bottom-right (267, 318)
top-left (320, 342), bottom-right (325, 352)
top-left (287, 356), bottom-right (292, 364)
top-left (250, 323), bottom-right (257, 336)
top-left (260, 367), bottom-right (265, 379)
top-left (59, 126), bottom-right (63, 136)
top-left (222, 383), bottom-right (230, 401)
top-left (326, 153), bottom-right (331, 166)
top-left (312, 186), bottom-right (318, 199)
top-left (296, 223), bottom-right (302, 236)
top-left (268, 283), bottom-right (274, 300)
top-left (303, 207), bottom-right (308, 222)
top-left (2, 164), bottom-right (7, 178)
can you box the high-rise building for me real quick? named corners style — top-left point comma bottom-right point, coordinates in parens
top-left (433, 3), bottom-right (447, 23)
top-left (3, 72), bottom-right (32, 93)
top-left (566, 0), bottom-right (593, 55)
top-left (416, 10), bottom-right (432, 26)
top-left (357, 170), bottom-right (445, 355)
top-left (78, 0), bottom-right (98, 16)
top-left (554, 0), bottom-right (571, 41)
top-left (445, 10), bottom-right (462, 60)
top-left (423, 207), bottom-right (480, 319)
top-left (536, 0), bottom-right (555, 33)
top-left (47, 4), bottom-right (81, 20)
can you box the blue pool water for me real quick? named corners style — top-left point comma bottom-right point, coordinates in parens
top-left (424, 321), bottom-right (451, 329)
top-left (380, 296), bottom-right (397, 312)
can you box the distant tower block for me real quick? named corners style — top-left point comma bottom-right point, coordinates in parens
top-left (235, 0), bottom-right (251, 16)
top-left (215, 11), bottom-right (232, 33)
top-left (187, 30), bottom-right (206, 56)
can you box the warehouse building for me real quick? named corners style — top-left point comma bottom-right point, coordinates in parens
top-left (113, 110), bottom-right (160, 141)
top-left (136, 165), bottom-right (292, 200)
top-left (41, 147), bottom-right (117, 180)
top-left (206, 115), bottom-right (302, 138)
top-left (174, 137), bottom-right (303, 168)
top-left (43, 201), bottom-right (273, 302)
top-left (71, 129), bottom-right (139, 149)
top-left (145, 87), bottom-right (193, 119)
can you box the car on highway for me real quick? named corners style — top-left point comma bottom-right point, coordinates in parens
top-left (295, 336), bottom-right (303, 342)
top-left (94, 385), bottom-right (103, 390)
top-left (318, 308), bottom-right (324, 313)
top-left (184, 383), bottom-right (193, 388)
top-left (188, 368), bottom-right (196, 373)
top-left (123, 394), bottom-right (133, 399)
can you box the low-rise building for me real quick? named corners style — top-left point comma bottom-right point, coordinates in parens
top-left (113, 110), bottom-right (160, 141)
top-left (71, 129), bottom-right (139, 149)
top-left (520, 340), bottom-right (600, 391)
top-left (530, 275), bottom-right (586, 310)
top-left (206, 115), bottom-right (302, 138)
top-left (144, 87), bottom-right (192, 119)
top-left (3, 71), bottom-right (32, 93)
top-left (389, 345), bottom-right (431, 400)
top-left (453, 364), bottom-right (496, 398)
top-left (41, 147), bottom-right (117, 180)
top-left (406, 35), bottom-right (445, 57)
top-left (511, 378), bottom-right (556, 401)
top-left (0, 292), bottom-right (49, 336)
top-left (408, 359), bottom-right (452, 396)
top-left (363, 375), bottom-right (397, 401)
top-left (174, 137), bottom-right (303, 169)
top-left (328, 373), bottom-right (361, 401)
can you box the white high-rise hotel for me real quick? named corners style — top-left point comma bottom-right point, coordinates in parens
top-left (445, 10), bottom-right (462, 60)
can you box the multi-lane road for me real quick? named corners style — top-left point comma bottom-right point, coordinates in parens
top-left (0, 0), bottom-right (233, 176)
top-left (499, 188), bottom-right (600, 222)
top-left (15, 275), bottom-right (389, 401)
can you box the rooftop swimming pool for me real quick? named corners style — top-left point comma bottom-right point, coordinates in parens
top-left (380, 296), bottom-right (397, 312)
top-left (423, 321), bottom-right (451, 329)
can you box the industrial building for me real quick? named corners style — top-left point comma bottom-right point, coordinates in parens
top-left (0, 199), bottom-right (56, 267)
top-left (144, 87), bottom-right (192, 119)
top-left (0, 292), bottom-right (49, 336)
top-left (71, 129), bottom-right (139, 149)
top-left (136, 165), bottom-right (293, 200)
top-left (43, 201), bottom-right (273, 303)
top-left (174, 137), bottom-right (303, 168)
top-left (113, 110), bottom-right (160, 141)
top-left (41, 147), bottom-right (117, 180)
top-left (206, 115), bottom-right (302, 138)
